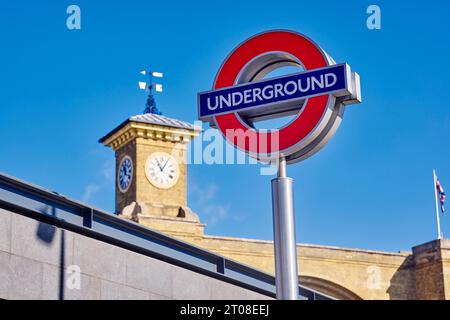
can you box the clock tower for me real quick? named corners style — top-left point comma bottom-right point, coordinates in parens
top-left (99, 112), bottom-right (204, 239)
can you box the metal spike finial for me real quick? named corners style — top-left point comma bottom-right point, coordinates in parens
top-left (139, 69), bottom-right (164, 115)
top-left (144, 94), bottom-right (162, 115)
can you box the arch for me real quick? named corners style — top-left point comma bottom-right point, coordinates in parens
top-left (299, 276), bottom-right (363, 300)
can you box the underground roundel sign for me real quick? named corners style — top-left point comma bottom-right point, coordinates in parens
top-left (198, 30), bottom-right (362, 164)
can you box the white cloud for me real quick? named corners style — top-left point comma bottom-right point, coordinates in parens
top-left (189, 181), bottom-right (231, 226)
top-left (194, 183), bottom-right (219, 204)
top-left (102, 160), bottom-right (115, 182)
top-left (202, 204), bottom-right (229, 226)
top-left (82, 184), bottom-right (101, 203)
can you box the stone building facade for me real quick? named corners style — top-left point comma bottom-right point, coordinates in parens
top-left (100, 112), bottom-right (450, 300)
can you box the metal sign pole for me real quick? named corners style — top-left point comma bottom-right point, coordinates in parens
top-left (271, 157), bottom-right (299, 300)
top-left (198, 30), bottom-right (362, 299)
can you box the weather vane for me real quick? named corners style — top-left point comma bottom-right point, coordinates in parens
top-left (138, 70), bottom-right (164, 115)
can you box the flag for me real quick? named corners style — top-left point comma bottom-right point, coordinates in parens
top-left (436, 178), bottom-right (446, 213)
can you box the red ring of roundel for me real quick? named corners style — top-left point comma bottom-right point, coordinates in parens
top-left (213, 30), bottom-right (331, 155)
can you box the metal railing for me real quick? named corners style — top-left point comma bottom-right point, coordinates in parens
top-left (0, 172), bottom-right (332, 300)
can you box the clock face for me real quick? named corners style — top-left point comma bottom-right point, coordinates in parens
top-left (118, 155), bottom-right (133, 193)
top-left (145, 152), bottom-right (180, 189)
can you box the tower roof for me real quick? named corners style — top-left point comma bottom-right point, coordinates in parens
top-left (99, 113), bottom-right (201, 144)
top-left (130, 113), bottom-right (198, 131)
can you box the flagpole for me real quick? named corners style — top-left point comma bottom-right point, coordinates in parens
top-left (433, 169), bottom-right (442, 239)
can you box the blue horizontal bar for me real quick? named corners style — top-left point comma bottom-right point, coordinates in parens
top-left (198, 64), bottom-right (349, 121)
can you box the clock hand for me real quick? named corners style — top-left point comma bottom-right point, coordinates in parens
top-left (161, 158), bottom-right (170, 171)
top-left (155, 159), bottom-right (163, 171)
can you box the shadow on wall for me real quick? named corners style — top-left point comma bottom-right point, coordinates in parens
top-left (299, 276), bottom-right (362, 300)
top-left (35, 205), bottom-right (66, 300)
top-left (386, 255), bottom-right (415, 300)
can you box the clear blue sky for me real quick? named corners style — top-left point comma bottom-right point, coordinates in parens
top-left (1, 0), bottom-right (449, 252)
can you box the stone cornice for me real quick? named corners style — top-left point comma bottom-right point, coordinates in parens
top-left (101, 121), bottom-right (200, 151)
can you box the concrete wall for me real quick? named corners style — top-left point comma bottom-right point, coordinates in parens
top-left (0, 209), bottom-right (270, 300)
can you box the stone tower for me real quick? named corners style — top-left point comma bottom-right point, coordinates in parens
top-left (99, 113), bottom-right (204, 239)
